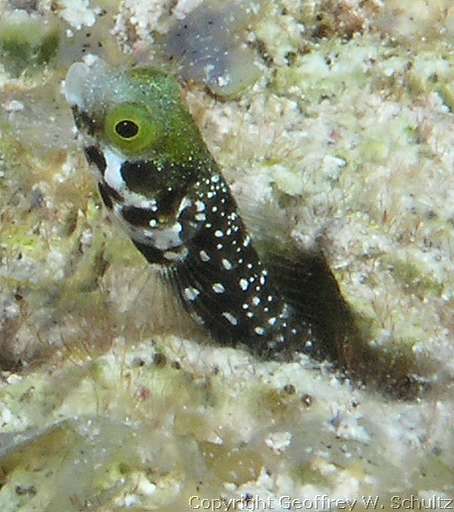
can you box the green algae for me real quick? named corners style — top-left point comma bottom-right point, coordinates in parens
top-left (199, 441), bottom-right (263, 485)
top-left (0, 333), bottom-right (452, 509)
top-left (291, 462), bottom-right (332, 488)
top-left (272, 37), bottom-right (376, 100)
top-left (0, 14), bottom-right (60, 77)
top-left (346, 315), bottom-right (422, 398)
top-left (381, 256), bottom-right (444, 299)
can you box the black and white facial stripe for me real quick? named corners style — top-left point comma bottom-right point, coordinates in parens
top-left (84, 146), bottom-right (106, 174)
top-left (87, 151), bottom-right (203, 264)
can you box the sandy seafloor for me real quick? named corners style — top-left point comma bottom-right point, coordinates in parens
top-left (0, 0), bottom-right (454, 510)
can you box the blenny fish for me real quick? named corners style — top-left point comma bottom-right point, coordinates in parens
top-left (64, 58), bottom-right (352, 361)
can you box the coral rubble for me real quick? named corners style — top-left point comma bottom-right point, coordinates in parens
top-left (0, 0), bottom-right (453, 509)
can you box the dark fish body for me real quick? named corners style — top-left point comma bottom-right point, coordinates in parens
top-left (64, 59), bottom-right (352, 362)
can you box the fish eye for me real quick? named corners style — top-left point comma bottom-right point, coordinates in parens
top-left (115, 119), bottom-right (139, 139)
top-left (105, 103), bottom-right (158, 155)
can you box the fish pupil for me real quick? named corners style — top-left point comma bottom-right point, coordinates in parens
top-left (115, 120), bottom-right (139, 139)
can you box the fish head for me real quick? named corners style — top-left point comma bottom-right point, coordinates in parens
top-left (64, 58), bottom-right (216, 232)
top-left (64, 58), bottom-right (206, 163)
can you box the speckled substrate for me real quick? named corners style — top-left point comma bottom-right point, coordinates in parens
top-left (0, 0), bottom-right (453, 509)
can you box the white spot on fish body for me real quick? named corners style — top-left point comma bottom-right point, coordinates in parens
top-left (184, 287), bottom-right (200, 301)
top-left (213, 283), bottom-right (225, 293)
top-left (200, 250), bottom-right (210, 262)
top-left (223, 312), bottom-right (238, 325)
top-left (196, 200), bottom-right (205, 212)
top-left (222, 259), bottom-right (232, 270)
top-left (193, 313), bottom-right (205, 325)
top-left (239, 279), bottom-right (248, 291)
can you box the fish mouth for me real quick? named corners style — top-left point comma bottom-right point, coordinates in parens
top-left (64, 61), bottom-right (91, 108)
top-left (64, 58), bottom-right (115, 140)
top-left (64, 58), bottom-right (137, 143)
top-left (64, 57), bottom-right (119, 111)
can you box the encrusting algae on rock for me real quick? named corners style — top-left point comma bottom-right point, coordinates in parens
top-left (1, 0), bottom-right (454, 509)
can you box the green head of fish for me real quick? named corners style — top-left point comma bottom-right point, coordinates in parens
top-left (64, 59), bottom-right (214, 185)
